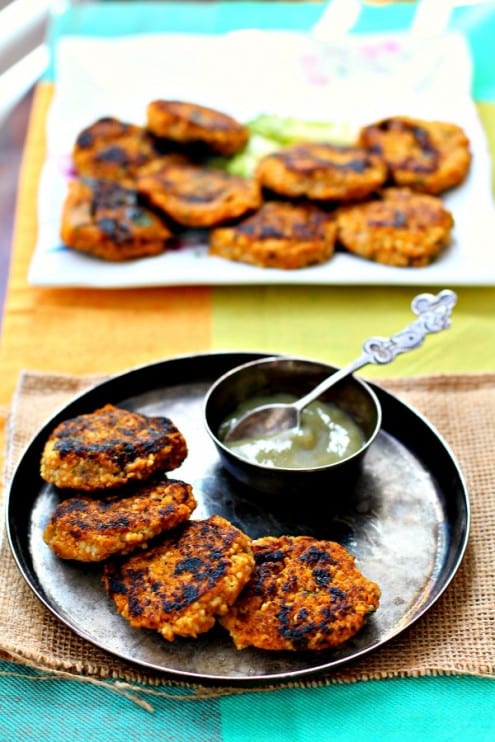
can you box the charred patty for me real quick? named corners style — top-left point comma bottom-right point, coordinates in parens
top-left (43, 477), bottom-right (196, 562)
top-left (256, 142), bottom-right (387, 201)
top-left (146, 100), bottom-right (249, 156)
top-left (72, 116), bottom-right (160, 184)
top-left (137, 163), bottom-right (261, 227)
top-left (220, 535), bottom-right (380, 651)
top-left (60, 177), bottom-right (171, 261)
top-left (209, 200), bottom-right (337, 269)
top-left (102, 515), bottom-right (255, 641)
top-left (335, 187), bottom-right (454, 267)
top-left (40, 403), bottom-right (188, 491)
top-left (359, 116), bottom-right (471, 195)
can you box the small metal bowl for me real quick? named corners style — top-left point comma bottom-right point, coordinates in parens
top-left (204, 356), bottom-right (382, 499)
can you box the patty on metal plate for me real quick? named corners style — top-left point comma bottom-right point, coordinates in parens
top-left (60, 177), bottom-right (172, 261)
top-left (137, 163), bottom-right (261, 227)
top-left (43, 477), bottom-right (196, 562)
top-left (256, 142), bottom-right (387, 201)
top-left (209, 200), bottom-right (337, 269)
top-left (220, 534), bottom-right (380, 651)
top-left (335, 187), bottom-right (454, 267)
top-left (359, 116), bottom-right (471, 194)
top-left (40, 403), bottom-right (188, 491)
top-left (146, 100), bottom-right (249, 156)
top-left (102, 515), bottom-right (255, 641)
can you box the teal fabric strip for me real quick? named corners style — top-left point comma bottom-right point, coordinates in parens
top-left (0, 660), bottom-right (223, 741)
top-left (220, 676), bottom-right (495, 741)
top-left (48, 0), bottom-right (322, 38)
top-left (0, 661), bottom-right (493, 741)
top-left (45, 2), bottom-right (495, 100)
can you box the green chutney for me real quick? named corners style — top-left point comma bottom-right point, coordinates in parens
top-left (219, 393), bottom-right (365, 469)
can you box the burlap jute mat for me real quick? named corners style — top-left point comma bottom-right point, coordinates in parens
top-left (0, 370), bottom-right (494, 697)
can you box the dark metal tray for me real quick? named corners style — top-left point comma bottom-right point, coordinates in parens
top-left (6, 352), bottom-right (469, 684)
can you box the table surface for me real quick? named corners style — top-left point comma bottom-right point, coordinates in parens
top-left (1, 2), bottom-right (495, 739)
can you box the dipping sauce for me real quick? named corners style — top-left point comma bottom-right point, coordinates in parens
top-left (219, 394), bottom-right (365, 469)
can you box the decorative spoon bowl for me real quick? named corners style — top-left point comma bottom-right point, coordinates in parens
top-left (204, 290), bottom-right (456, 499)
top-left (204, 356), bottom-right (381, 499)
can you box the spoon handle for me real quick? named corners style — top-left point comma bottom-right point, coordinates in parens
top-left (293, 289), bottom-right (457, 412)
top-left (361, 288), bottom-right (457, 365)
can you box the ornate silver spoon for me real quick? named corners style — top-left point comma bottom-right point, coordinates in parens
top-left (224, 289), bottom-right (457, 442)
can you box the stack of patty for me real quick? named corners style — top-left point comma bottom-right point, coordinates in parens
top-left (226, 116), bottom-right (468, 269)
top-left (62, 102), bottom-right (470, 269)
top-left (41, 403), bottom-right (193, 560)
top-left (41, 402), bottom-right (380, 649)
top-left (62, 102), bottom-right (259, 262)
top-left (40, 403), bottom-right (256, 641)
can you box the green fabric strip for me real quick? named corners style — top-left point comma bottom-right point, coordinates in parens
top-left (211, 285), bottom-right (495, 376)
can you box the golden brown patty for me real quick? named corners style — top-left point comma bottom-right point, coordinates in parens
top-left (359, 116), bottom-right (471, 194)
top-left (43, 477), bottom-right (196, 562)
top-left (72, 117), bottom-right (160, 184)
top-left (335, 187), bottom-right (454, 267)
top-left (146, 100), bottom-right (249, 156)
top-left (40, 404), bottom-right (188, 491)
top-left (102, 515), bottom-right (255, 641)
top-left (135, 152), bottom-right (193, 177)
top-left (220, 535), bottom-right (380, 651)
top-left (60, 177), bottom-right (171, 261)
top-left (137, 163), bottom-right (262, 227)
top-left (209, 201), bottom-right (337, 269)
top-left (256, 142), bottom-right (387, 201)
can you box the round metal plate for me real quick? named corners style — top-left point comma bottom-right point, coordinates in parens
top-left (5, 352), bottom-right (469, 684)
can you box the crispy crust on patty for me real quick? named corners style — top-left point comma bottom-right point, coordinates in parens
top-left (256, 142), bottom-right (387, 201)
top-left (220, 535), bottom-right (380, 651)
top-left (335, 187), bottom-right (454, 267)
top-left (359, 116), bottom-right (471, 195)
top-left (60, 178), bottom-right (171, 261)
top-left (72, 117), bottom-right (159, 184)
top-left (209, 201), bottom-right (337, 269)
top-left (137, 163), bottom-right (262, 227)
top-left (146, 100), bottom-right (249, 156)
top-left (43, 477), bottom-right (196, 562)
top-left (102, 515), bottom-right (255, 641)
top-left (40, 404), bottom-right (188, 491)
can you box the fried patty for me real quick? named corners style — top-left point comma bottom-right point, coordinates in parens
top-left (359, 116), bottom-right (471, 195)
top-left (220, 535), bottom-right (380, 651)
top-left (60, 177), bottom-right (171, 261)
top-left (72, 117), bottom-right (160, 184)
top-left (146, 100), bottom-right (249, 156)
top-left (43, 477), bottom-right (196, 562)
top-left (256, 142), bottom-right (387, 201)
top-left (137, 163), bottom-right (261, 227)
top-left (335, 187), bottom-right (454, 267)
top-left (102, 515), bottom-right (255, 641)
top-left (40, 404), bottom-right (188, 491)
top-left (209, 201), bottom-right (337, 269)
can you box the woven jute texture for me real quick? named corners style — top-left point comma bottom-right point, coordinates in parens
top-left (1, 370), bottom-right (494, 693)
